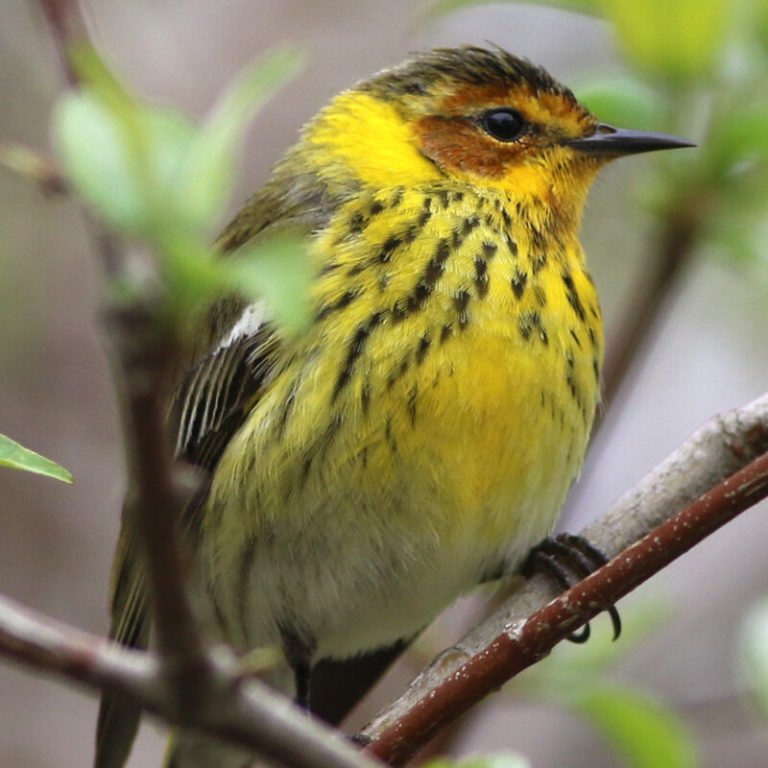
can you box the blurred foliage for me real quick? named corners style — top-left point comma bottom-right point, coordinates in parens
top-left (573, 687), bottom-right (696, 768)
top-left (510, 601), bottom-right (697, 768)
top-left (425, 752), bottom-right (531, 768)
top-left (52, 44), bottom-right (311, 334)
top-left (1, 42), bottom-right (310, 497)
top-left (0, 433), bottom-right (73, 483)
top-left (576, 73), bottom-right (665, 130)
top-left (603, 0), bottom-right (727, 79)
top-left (739, 598), bottom-right (768, 721)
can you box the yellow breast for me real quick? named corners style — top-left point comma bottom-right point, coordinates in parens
top-left (204, 182), bottom-right (603, 655)
top-left (306, 182), bottom-right (602, 519)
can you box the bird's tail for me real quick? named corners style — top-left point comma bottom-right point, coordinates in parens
top-left (95, 519), bottom-right (150, 768)
top-left (164, 731), bottom-right (256, 768)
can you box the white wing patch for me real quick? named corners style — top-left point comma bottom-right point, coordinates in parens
top-left (218, 301), bottom-right (268, 351)
top-left (176, 301), bottom-right (271, 458)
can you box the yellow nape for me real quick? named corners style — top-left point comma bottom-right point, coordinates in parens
top-left (305, 91), bottom-right (443, 189)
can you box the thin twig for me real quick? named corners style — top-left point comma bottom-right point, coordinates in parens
top-left (38, 0), bottom-right (88, 87)
top-left (0, 595), bottom-right (383, 768)
top-left (0, 142), bottom-right (70, 196)
top-left (106, 302), bottom-right (211, 669)
top-left (36, 0), bottom-right (123, 281)
top-left (360, 392), bottom-right (768, 764)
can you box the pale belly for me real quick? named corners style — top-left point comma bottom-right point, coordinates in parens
top-left (203, 332), bottom-right (593, 660)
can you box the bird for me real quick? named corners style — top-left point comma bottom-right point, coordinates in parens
top-left (94, 45), bottom-right (692, 768)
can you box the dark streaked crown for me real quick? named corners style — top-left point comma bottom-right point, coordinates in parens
top-left (361, 45), bottom-right (579, 106)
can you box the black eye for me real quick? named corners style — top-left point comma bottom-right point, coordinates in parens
top-left (481, 109), bottom-right (526, 142)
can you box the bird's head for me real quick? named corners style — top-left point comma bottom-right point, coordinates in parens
top-left (302, 46), bottom-right (691, 221)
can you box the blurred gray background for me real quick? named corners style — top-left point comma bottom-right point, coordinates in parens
top-left (2, 1), bottom-right (768, 766)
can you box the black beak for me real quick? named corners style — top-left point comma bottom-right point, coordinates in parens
top-left (569, 123), bottom-right (695, 155)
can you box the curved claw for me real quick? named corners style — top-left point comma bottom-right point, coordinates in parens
top-left (522, 533), bottom-right (621, 643)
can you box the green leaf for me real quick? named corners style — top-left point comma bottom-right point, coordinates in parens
top-left (573, 686), bottom-right (697, 768)
top-left (0, 433), bottom-right (73, 484)
top-left (739, 598), bottom-right (768, 719)
top-left (53, 93), bottom-right (147, 230)
top-left (708, 103), bottom-right (768, 172)
top-left (53, 46), bottom-right (197, 240)
top-left (53, 91), bottom-right (197, 236)
top-left (602, 0), bottom-right (728, 79)
top-left (178, 46), bottom-right (305, 231)
top-left (53, 43), bottom-right (310, 330)
top-left (55, 46), bottom-right (304, 248)
top-left (518, 598), bottom-right (672, 696)
top-left (225, 234), bottom-right (312, 336)
top-left (70, 44), bottom-right (140, 116)
top-left (66, 46), bottom-right (157, 208)
top-left (157, 232), bottom-right (226, 313)
top-left (576, 73), bottom-right (664, 130)
top-left (141, 108), bottom-right (198, 211)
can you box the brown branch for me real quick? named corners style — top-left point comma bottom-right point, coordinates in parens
top-left (0, 595), bottom-right (383, 768)
top-left (0, 595), bottom-right (157, 700)
top-left (105, 302), bottom-right (211, 670)
top-left (38, 0), bottom-right (89, 87)
top-left (364, 448), bottom-right (768, 765)
top-left (0, 142), bottom-right (70, 196)
top-left (360, 392), bottom-right (768, 764)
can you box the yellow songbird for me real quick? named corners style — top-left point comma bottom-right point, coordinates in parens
top-left (96, 46), bottom-right (691, 768)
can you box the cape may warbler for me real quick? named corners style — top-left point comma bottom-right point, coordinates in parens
top-left (96, 46), bottom-right (691, 768)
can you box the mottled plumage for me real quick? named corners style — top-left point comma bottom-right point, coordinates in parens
top-left (96, 46), bottom-right (691, 768)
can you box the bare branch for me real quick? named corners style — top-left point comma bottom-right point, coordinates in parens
top-left (38, 0), bottom-right (89, 87)
top-left (0, 595), bottom-right (159, 700)
top-left (105, 301), bottom-right (211, 669)
top-left (360, 392), bottom-right (768, 764)
top-left (0, 594), bottom-right (382, 768)
top-left (0, 142), bottom-right (70, 196)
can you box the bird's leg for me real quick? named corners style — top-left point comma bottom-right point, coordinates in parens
top-left (280, 628), bottom-right (316, 711)
top-left (522, 533), bottom-right (621, 642)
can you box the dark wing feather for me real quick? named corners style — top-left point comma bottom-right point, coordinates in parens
top-left (174, 322), bottom-right (278, 470)
top-left (310, 638), bottom-right (413, 726)
top-left (94, 518), bottom-right (149, 768)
